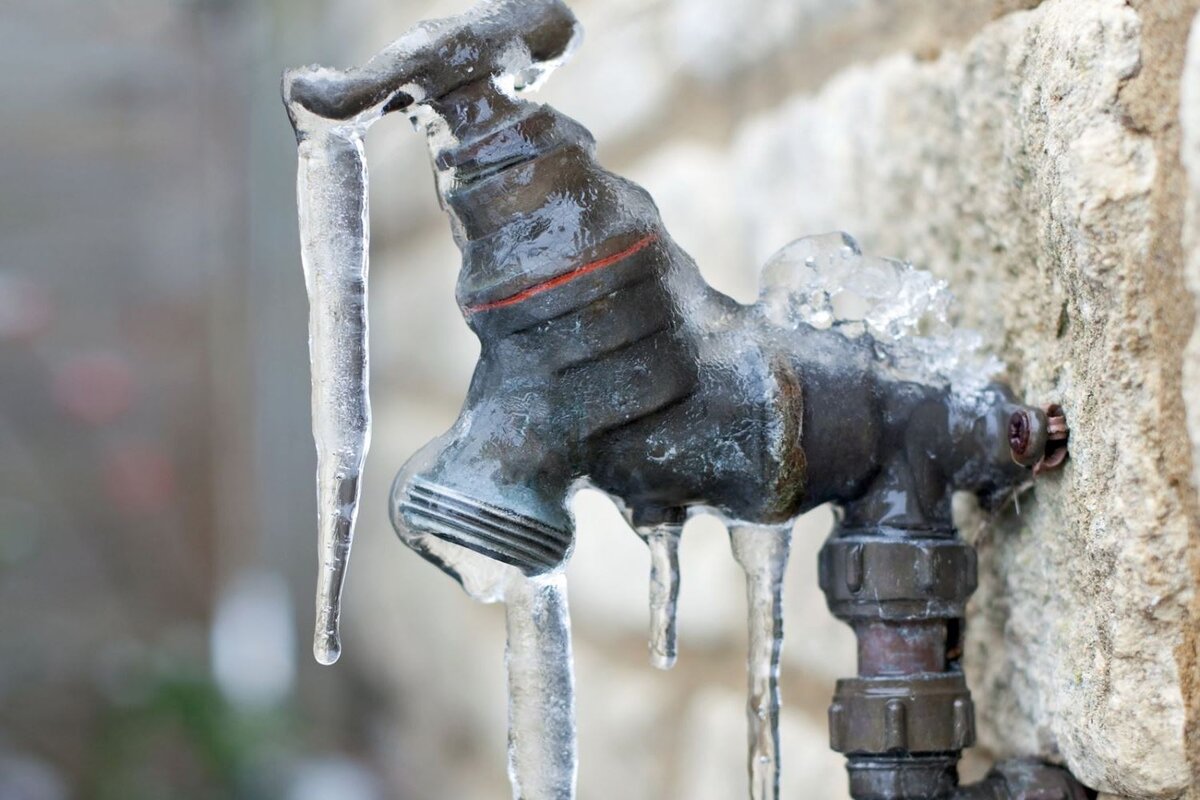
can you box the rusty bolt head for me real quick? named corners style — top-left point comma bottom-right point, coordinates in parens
top-left (1009, 407), bottom-right (1048, 468)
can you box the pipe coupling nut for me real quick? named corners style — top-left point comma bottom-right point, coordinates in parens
top-left (819, 533), bottom-right (978, 622)
top-left (829, 673), bottom-right (975, 755)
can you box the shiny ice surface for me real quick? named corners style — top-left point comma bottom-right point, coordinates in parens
top-left (395, 522), bottom-right (579, 800)
top-left (644, 523), bottom-right (683, 670)
top-left (760, 231), bottom-right (1003, 399)
top-left (293, 126), bottom-right (373, 666)
top-left (730, 524), bottom-right (793, 800)
top-left (505, 571), bottom-right (577, 800)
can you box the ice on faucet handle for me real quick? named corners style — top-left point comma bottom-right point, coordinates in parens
top-left (282, 0), bottom-right (579, 126)
top-left (283, 65), bottom-right (412, 124)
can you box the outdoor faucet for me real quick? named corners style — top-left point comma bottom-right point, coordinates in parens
top-left (283, 1), bottom-right (1084, 798)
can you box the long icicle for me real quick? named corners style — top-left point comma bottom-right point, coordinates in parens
top-left (294, 127), bottom-right (372, 666)
top-left (730, 524), bottom-right (793, 800)
top-left (505, 571), bottom-right (578, 800)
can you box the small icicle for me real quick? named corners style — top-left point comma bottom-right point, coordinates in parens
top-left (729, 524), bottom-right (793, 800)
top-left (504, 571), bottom-right (577, 800)
top-left (644, 523), bottom-right (683, 670)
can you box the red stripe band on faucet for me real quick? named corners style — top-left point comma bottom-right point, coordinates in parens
top-left (465, 232), bottom-right (659, 314)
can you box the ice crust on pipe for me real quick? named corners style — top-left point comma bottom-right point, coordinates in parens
top-left (759, 231), bottom-right (1003, 400)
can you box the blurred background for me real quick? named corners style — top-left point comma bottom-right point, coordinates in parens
top-left (1, 0), bottom-right (1029, 798)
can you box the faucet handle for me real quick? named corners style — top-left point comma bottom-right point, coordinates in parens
top-left (283, 0), bottom-right (579, 124)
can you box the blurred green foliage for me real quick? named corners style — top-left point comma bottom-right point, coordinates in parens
top-left (85, 668), bottom-right (297, 800)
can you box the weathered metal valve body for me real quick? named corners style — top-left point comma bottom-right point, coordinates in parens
top-left (284, 1), bottom-right (1087, 797)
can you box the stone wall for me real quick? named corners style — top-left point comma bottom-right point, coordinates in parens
top-left (338, 1), bottom-right (1200, 798)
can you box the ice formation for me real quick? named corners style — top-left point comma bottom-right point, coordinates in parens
top-left (505, 571), bottom-right (577, 800)
top-left (292, 122), bottom-right (375, 666)
top-left (730, 524), bottom-right (793, 800)
top-left (394, 527), bottom-right (579, 799)
top-left (643, 523), bottom-right (683, 670)
top-left (759, 231), bottom-right (1003, 399)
